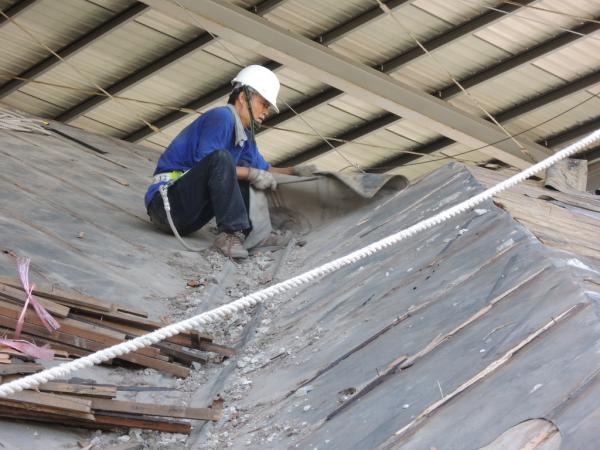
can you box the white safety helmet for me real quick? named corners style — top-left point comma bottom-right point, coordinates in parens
top-left (232, 65), bottom-right (280, 113)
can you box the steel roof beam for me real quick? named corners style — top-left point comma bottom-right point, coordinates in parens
top-left (367, 116), bottom-right (600, 174)
top-left (276, 19), bottom-right (600, 165)
top-left (262, 1), bottom-right (534, 131)
top-left (56, 0), bottom-right (289, 123)
top-left (138, 0), bottom-right (549, 169)
top-left (0, 0), bottom-right (38, 28)
top-left (55, 32), bottom-right (215, 123)
top-left (368, 71), bottom-right (600, 172)
top-left (124, 0), bottom-right (414, 142)
top-left (542, 116), bottom-right (600, 148)
top-left (280, 114), bottom-right (399, 166)
top-left (495, 70), bottom-right (600, 123)
top-left (367, 135), bottom-right (451, 173)
top-left (126, 0), bottom-right (528, 142)
top-left (251, 0), bottom-right (291, 16)
top-left (0, 2), bottom-right (148, 99)
top-left (440, 21), bottom-right (600, 98)
top-left (380, 1), bottom-right (533, 73)
top-left (580, 145), bottom-right (600, 162)
top-left (316, 0), bottom-right (411, 46)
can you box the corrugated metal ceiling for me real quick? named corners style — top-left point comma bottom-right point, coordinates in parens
top-left (0, 0), bottom-right (599, 180)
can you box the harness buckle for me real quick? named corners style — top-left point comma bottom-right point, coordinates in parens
top-left (153, 170), bottom-right (185, 184)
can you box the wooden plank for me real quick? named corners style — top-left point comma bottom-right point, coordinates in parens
top-left (5, 390), bottom-right (92, 413)
top-left (0, 300), bottom-right (126, 341)
top-left (0, 276), bottom-right (112, 312)
top-left (68, 313), bottom-right (230, 357)
top-left (0, 347), bottom-right (33, 358)
top-left (0, 314), bottom-right (170, 368)
top-left (0, 326), bottom-right (93, 358)
top-left (91, 398), bottom-right (221, 421)
top-left (37, 381), bottom-right (117, 399)
top-left (0, 408), bottom-right (97, 423)
top-left (0, 391), bottom-right (94, 419)
top-left (0, 277), bottom-right (148, 318)
top-left (68, 315), bottom-right (206, 363)
top-left (197, 341), bottom-right (236, 358)
top-left (0, 324), bottom-right (186, 378)
top-left (68, 310), bottom-right (166, 333)
top-left (152, 341), bottom-right (207, 365)
top-left (0, 362), bottom-right (43, 375)
top-left (0, 320), bottom-right (187, 378)
top-left (62, 316), bottom-right (168, 361)
top-left (0, 283), bottom-right (70, 317)
top-left (68, 314), bottom-right (159, 337)
top-left (16, 326), bottom-right (186, 376)
top-left (116, 351), bottom-right (190, 378)
top-left (115, 306), bottom-right (148, 318)
top-left (0, 303), bottom-right (168, 359)
top-left (93, 412), bottom-right (191, 433)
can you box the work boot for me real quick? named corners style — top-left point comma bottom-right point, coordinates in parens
top-left (214, 231), bottom-right (249, 259)
top-left (252, 230), bottom-right (293, 252)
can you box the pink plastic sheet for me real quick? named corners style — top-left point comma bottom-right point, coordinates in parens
top-left (5, 257), bottom-right (60, 361)
top-left (14, 257), bottom-right (60, 339)
top-left (0, 339), bottom-right (53, 360)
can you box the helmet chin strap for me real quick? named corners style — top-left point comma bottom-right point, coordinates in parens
top-left (243, 86), bottom-right (261, 143)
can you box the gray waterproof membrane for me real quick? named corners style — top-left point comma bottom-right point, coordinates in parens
top-left (228, 163), bottom-right (600, 450)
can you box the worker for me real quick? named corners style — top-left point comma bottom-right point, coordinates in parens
top-left (144, 65), bottom-right (314, 258)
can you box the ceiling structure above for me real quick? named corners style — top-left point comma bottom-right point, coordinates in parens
top-left (0, 0), bottom-right (597, 179)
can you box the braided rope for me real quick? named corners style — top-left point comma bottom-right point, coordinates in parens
top-left (1, 130), bottom-right (599, 397)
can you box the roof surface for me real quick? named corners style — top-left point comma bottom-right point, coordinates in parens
top-left (208, 162), bottom-right (600, 449)
top-left (1, 115), bottom-right (600, 448)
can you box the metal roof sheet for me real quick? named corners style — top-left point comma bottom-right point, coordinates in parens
top-left (448, 64), bottom-right (565, 116)
top-left (0, 0), bottom-right (599, 178)
top-left (331, 4), bottom-right (448, 67)
top-left (265, 0), bottom-right (367, 38)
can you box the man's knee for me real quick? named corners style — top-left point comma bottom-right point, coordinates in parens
top-left (206, 149), bottom-right (234, 168)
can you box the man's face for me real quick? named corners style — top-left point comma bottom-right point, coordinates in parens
top-left (239, 91), bottom-right (271, 128)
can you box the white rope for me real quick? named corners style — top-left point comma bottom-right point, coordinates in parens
top-left (1, 130), bottom-right (599, 397)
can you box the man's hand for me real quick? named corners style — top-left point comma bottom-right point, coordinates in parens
top-left (294, 164), bottom-right (319, 177)
top-left (248, 168), bottom-right (277, 190)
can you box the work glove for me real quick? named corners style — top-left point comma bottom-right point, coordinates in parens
top-left (294, 164), bottom-right (319, 177)
top-left (248, 168), bottom-right (277, 190)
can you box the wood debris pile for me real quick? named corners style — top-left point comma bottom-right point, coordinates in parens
top-left (0, 379), bottom-right (222, 432)
top-left (0, 275), bottom-right (231, 432)
top-left (0, 276), bottom-right (235, 377)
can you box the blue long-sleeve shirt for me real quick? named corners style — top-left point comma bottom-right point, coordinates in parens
top-left (144, 106), bottom-right (270, 207)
